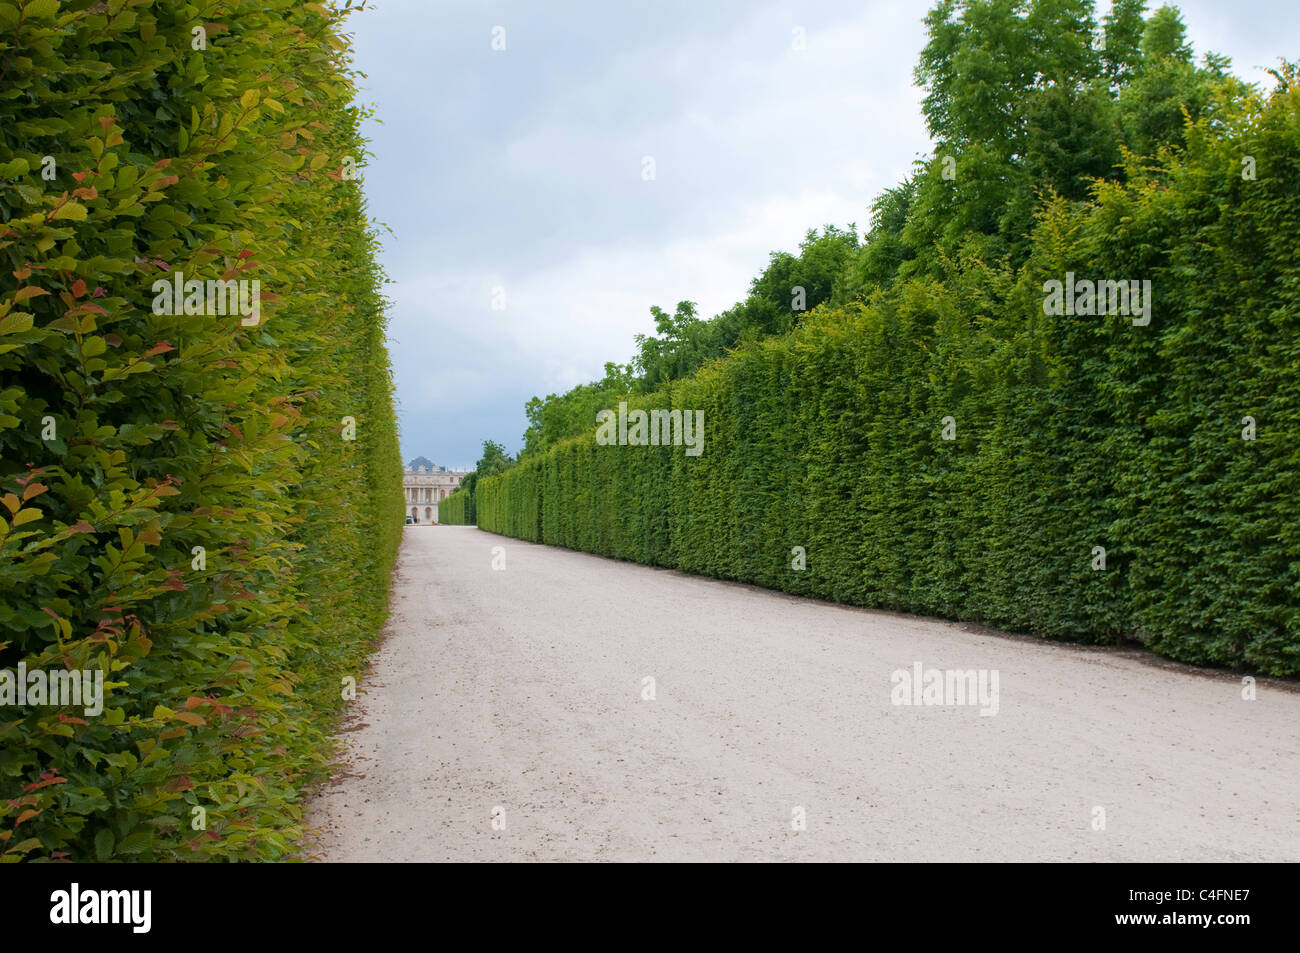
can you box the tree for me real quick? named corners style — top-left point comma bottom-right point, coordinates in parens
top-left (1141, 3), bottom-right (1191, 60)
top-left (836, 180), bottom-right (918, 301)
top-left (476, 439), bottom-right (514, 476)
top-left (1118, 6), bottom-right (1226, 157)
top-left (1100, 0), bottom-right (1147, 86)
top-left (749, 225), bottom-right (859, 318)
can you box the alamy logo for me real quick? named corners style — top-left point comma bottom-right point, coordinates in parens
top-left (1042, 272), bottom-right (1151, 326)
top-left (0, 663), bottom-right (103, 716)
top-left (152, 270), bottom-right (260, 325)
top-left (595, 401), bottom-right (704, 456)
top-left (50, 883), bottom-right (151, 933)
top-left (890, 661), bottom-right (999, 716)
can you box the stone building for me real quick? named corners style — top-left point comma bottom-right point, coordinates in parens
top-left (403, 464), bottom-right (469, 524)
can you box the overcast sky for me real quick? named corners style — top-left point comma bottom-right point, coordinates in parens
top-left (346, 0), bottom-right (1298, 468)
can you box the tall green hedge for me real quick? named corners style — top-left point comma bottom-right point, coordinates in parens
top-left (480, 74), bottom-right (1300, 676)
top-left (0, 1), bottom-right (401, 860)
top-left (438, 487), bottom-right (473, 525)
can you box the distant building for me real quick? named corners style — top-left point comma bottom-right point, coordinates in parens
top-left (403, 463), bottom-right (469, 524)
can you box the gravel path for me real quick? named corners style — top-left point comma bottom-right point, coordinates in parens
top-left (304, 525), bottom-right (1299, 862)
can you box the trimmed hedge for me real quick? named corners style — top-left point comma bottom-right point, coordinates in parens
top-left (438, 487), bottom-right (473, 525)
top-left (480, 76), bottom-right (1300, 676)
top-left (0, 1), bottom-right (401, 860)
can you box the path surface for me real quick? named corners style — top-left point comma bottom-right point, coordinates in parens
top-left (305, 526), bottom-right (1300, 862)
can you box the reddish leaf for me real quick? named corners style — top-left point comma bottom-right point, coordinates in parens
top-left (164, 775), bottom-right (195, 792)
top-left (22, 772), bottom-right (67, 793)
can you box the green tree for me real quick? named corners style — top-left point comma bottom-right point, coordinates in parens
top-left (1100, 0), bottom-right (1147, 85)
top-left (476, 439), bottom-right (515, 476)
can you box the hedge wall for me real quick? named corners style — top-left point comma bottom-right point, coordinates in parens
top-left (438, 487), bottom-right (472, 525)
top-left (479, 76), bottom-right (1300, 676)
top-left (0, 1), bottom-right (402, 860)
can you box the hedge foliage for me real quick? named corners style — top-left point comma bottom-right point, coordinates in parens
top-left (480, 72), bottom-right (1300, 676)
top-left (519, 2), bottom-right (1244, 459)
top-left (0, 0), bottom-right (402, 860)
top-left (438, 488), bottom-right (472, 525)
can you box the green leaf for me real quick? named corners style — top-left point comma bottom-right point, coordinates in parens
top-left (94, 828), bottom-right (114, 861)
top-left (50, 201), bottom-right (87, 221)
top-left (0, 312), bottom-right (33, 335)
top-left (116, 832), bottom-right (153, 854)
top-left (12, 509), bottom-right (42, 527)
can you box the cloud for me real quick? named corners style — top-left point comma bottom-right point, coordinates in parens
top-left (349, 0), bottom-right (1293, 463)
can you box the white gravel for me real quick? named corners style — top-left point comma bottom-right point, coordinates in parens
top-left (304, 525), bottom-right (1300, 862)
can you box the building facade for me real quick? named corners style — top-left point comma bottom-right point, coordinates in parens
top-left (403, 465), bottom-right (468, 524)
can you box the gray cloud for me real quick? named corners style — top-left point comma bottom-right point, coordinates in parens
top-left (348, 0), bottom-right (1298, 465)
